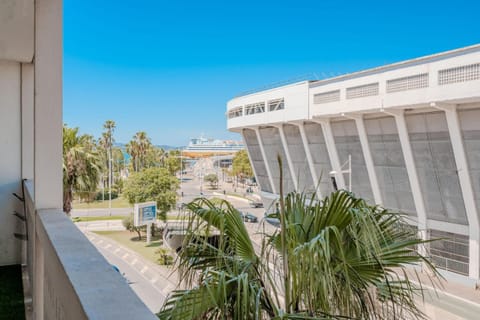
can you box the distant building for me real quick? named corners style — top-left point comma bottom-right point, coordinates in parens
top-left (226, 45), bottom-right (480, 284)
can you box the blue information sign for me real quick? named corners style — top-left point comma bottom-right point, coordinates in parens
top-left (134, 201), bottom-right (157, 226)
top-left (141, 205), bottom-right (156, 222)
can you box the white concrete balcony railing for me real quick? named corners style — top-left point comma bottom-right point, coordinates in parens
top-left (23, 180), bottom-right (157, 319)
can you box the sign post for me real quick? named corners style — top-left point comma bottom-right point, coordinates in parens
top-left (134, 201), bottom-right (157, 244)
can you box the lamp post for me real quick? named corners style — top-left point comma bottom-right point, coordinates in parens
top-left (180, 149), bottom-right (183, 200)
top-left (329, 154), bottom-right (352, 192)
top-left (108, 151), bottom-right (112, 216)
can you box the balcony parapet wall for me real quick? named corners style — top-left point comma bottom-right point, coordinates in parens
top-left (24, 180), bottom-right (157, 319)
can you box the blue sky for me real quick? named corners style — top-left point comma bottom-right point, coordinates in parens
top-left (64, 0), bottom-right (479, 146)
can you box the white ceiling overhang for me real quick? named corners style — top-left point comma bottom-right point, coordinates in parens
top-left (0, 0), bottom-right (34, 62)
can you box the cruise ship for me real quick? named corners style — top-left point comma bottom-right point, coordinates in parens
top-left (182, 136), bottom-right (244, 157)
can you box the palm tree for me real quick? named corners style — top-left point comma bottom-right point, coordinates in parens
top-left (126, 131), bottom-right (152, 172)
top-left (99, 120), bottom-right (116, 202)
top-left (63, 125), bottom-right (103, 214)
top-left (158, 190), bottom-right (439, 319)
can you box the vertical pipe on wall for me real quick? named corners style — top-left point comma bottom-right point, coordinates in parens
top-left (21, 63), bottom-right (34, 180)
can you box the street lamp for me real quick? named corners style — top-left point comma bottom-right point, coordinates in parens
top-left (108, 155), bottom-right (112, 216)
top-left (179, 149), bottom-right (183, 200)
top-left (329, 154), bottom-right (352, 192)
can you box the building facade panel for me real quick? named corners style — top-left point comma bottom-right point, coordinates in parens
top-left (303, 122), bottom-right (334, 197)
top-left (259, 127), bottom-right (295, 194)
top-left (406, 112), bottom-right (468, 225)
top-left (459, 107), bottom-right (480, 218)
top-left (283, 124), bottom-right (314, 192)
top-left (365, 116), bottom-right (416, 214)
top-left (242, 129), bottom-right (273, 193)
top-left (331, 120), bottom-right (374, 202)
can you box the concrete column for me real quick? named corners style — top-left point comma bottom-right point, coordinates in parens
top-left (385, 110), bottom-right (428, 254)
top-left (21, 63), bottom-right (34, 180)
top-left (255, 128), bottom-right (277, 194)
top-left (239, 129), bottom-right (260, 188)
top-left (433, 103), bottom-right (480, 280)
top-left (276, 124), bottom-right (298, 191)
top-left (34, 0), bottom-right (63, 210)
top-left (348, 115), bottom-right (383, 205)
top-left (296, 122), bottom-right (321, 196)
top-left (313, 119), bottom-right (346, 189)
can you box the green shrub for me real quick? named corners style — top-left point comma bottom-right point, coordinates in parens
top-left (95, 191), bottom-right (119, 201)
top-left (122, 213), bottom-right (145, 240)
top-left (156, 247), bottom-right (174, 265)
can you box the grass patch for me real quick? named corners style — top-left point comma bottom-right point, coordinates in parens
top-left (72, 196), bottom-right (132, 209)
top-left (93, 230), bottom-right (165, 264)
top-left (0, 265), bottom-right (25, 320)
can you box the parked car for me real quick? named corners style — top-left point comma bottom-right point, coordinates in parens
top-left (249, 201), bottom-right (264, 208)
top-left (239, 211), bottom-right (258, 223)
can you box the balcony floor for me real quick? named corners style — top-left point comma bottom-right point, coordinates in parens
top-left (0, 264), bottom-right (25, 320)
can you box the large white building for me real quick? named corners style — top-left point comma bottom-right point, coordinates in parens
top-left (227, 45), bottom-right (480, 284)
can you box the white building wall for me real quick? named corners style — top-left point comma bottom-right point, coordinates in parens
top-left (0, 61), bottom-right (23, 265)
top-left (227, 81), bottom-right (310, 128)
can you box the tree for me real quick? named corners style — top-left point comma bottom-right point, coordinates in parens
top-left (203, 173), bottom-right (218, 188)
top-left (112, 147), bottom-right (125, 179)
top-left (158, 192), bottom-right (439, 320)
top-left (127, 131), bottom-right (152, 172)
top-left (232, 150), bottom-right (253, 185)
top-left (145, 146), bottom-right (166, 168)
top-left (98, 120), bottom-right (116, 201)
top-left (63, 125), bottom-right (103, 214)
top-left (123, 167), bottom-right (179, 221)
top-left (165, 150), bottom-right (184, 175)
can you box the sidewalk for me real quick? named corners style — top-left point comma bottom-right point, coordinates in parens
top-left (84, 231), bottom-right (180, 296)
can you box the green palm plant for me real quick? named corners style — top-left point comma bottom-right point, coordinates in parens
top-left (159, 174), bottom-right (439, 319)
top-left (63, 125), bottom-right (103, 214)
top-left (268, 190), bottom-right (438, 319)
top-left (159, 198), bottom-right (277, 319)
